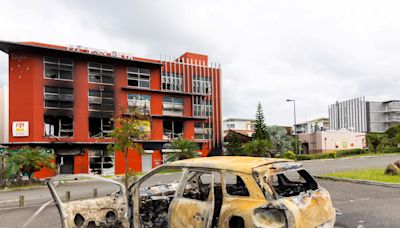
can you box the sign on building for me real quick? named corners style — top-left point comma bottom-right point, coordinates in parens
top-left (12, 121), bottom-right (29, 137)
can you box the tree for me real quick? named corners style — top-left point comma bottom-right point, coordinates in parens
top-left (253, 102), bottom-right (269, 140)
top-left (107, 106), bottom-right (150, 189)
top-left (167, 137), bottom-right (199, 161)
top-left (290, 137), bottom-right (302, 154)
top-left (226, 134), bottom-right (244, 156)
top-left (242, 140), bottom-right (272, 157)
top-left (7, 146), bottom-right (55, 180)
top-left (267, 126), bottom-right (292, 156)
top-left (366, 133), bottom-right (385, 153)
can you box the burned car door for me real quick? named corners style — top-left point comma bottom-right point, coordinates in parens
top-left (47, 174), bottom-right (129, 228)
top-left (217, 171), bottom-right (267, 228)
top-left (168, 170), bottom-right (217, 228)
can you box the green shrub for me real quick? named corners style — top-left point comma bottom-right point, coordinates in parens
top-left (328, 151), bottom-right (337, 158)
top-left (295, 149), bottom-right (369, 160)
top-left (282, 151), bottom-right (296, 160)
top-left (383, 146), bottom-right (400, 154)
top-left (335, 149), bottom-right (365, 157)
top-left (296, 154), bottom-right (312, 160)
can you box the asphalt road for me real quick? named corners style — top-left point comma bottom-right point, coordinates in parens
top-left (0, 154), bottom-right (399, 228)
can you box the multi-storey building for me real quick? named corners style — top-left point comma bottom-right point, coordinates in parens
top-left (0, 40), bottom-right (222, 177)
top-left (222, 118), bottom-right (255, 137)
top-left (329, 97), bottom-right (400, 133)
top-left (294, 117), bottom-right (329, 134)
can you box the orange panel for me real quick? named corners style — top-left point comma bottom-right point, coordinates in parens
top-left (114, 147), bottom-right (142, 174)
top-left (152, 150), bottom-right (163, 168)
top-left (33, 160), bottom-right (56, 179)
top-left (74, 151), bottom-right (89, 174)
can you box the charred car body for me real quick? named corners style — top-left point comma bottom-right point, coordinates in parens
top-left (47, 156), bottom-right (336, 227)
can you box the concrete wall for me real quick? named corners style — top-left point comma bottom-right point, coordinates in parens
top-left (299, 131), bottom-right (366, 154)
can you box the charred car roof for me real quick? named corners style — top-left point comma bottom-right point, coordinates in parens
top-left (164, 156), bottom-right (291, 174)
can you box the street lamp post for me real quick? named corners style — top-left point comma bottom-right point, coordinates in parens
top-left (286, 99), bottom-right (298, 154)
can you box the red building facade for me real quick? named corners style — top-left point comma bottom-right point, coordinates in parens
top-left (0, 41), bottom-right (222, 178)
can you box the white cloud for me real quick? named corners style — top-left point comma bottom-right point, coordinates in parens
top-left (1, 0), bottom-right (400, 125)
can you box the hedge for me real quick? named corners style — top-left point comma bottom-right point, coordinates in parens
top-left (296, 149), bottom-right (366, 160)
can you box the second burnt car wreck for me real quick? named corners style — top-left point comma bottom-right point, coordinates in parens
top-left (47, 156), bottom-right (336, 228)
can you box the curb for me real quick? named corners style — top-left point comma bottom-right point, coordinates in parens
top-left (315, 175), bottom-right (400, 189)
top-left (0, 185), bottom-right (48, 193)
top-left (301, 153), bottom-right (400, 163)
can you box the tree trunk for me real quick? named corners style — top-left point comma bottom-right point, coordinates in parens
top-left (124, 148), bottom-right (129, 190)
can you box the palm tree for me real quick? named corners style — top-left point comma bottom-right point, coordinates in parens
top-left (167, 138), bottom-right (199, 162)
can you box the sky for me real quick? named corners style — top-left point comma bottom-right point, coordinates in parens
top-left (1, 0), bottom-right (400, 126)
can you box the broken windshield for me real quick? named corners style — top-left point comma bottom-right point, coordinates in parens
top-left (253, 162), bottom-right (319, 199)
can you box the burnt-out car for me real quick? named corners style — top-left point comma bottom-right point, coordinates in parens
top-left (47, 156), bottom-right (336, 228)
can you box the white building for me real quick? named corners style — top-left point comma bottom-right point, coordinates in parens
top-left (295, 117), bottom-right (329, 134)
top-left (329, 97), bottom-right (400, 132)
top-left (223, 118), bottom-right (255, 137)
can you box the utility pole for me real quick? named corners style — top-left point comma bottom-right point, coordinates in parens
top-left (286, 99), bottom-right (298, 154)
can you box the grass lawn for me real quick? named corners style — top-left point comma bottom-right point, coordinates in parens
top-left (324, 168), bottom-right (400, 184)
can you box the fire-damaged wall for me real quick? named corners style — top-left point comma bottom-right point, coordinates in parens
top-left (1, 41), bottom-right (222, 177)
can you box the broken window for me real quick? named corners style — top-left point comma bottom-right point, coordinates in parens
top-left (128, 94), bottom-right (151, 114)
top-left (224, 172), bottom-right (250, 196)
top-left (269, 169), bottom-right (318, 198)
top-left (193, 96), bottom-right (212, 117)
top-left (88, 149), bottom-right (115, 175)
top-left (183, 171), bottom-right (212, 201)
top-left (194, 122), bottom-right (212, 139)
top-left (192, 75), bottom-right (212, 94)
top-left (162, 96), bottom-right (183, 115)
top-left (89, 117), bottom-right (113, 138)
top-left (44, 86), bottom-right (73, 109)
top-left (88, 62), bottom-right (114, 84)
top-left (138, 167), bottom-right (183, 227)
top-left (127, 67), bottom-right (150, 88)
top-left (88, 90), bottom-right (115, 113)
top-left (163, 120), bottom-right (183, 140)
top-left (162, 72), bottom-right (183, 92)
top-left (44, 57), bottom-right (73, 80)
top-left (44, 115), bottom-right (73, 137)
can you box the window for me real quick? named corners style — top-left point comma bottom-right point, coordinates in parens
top-left (44, 116), bottom-right (73, 137)
top-left (163, 96), bottom-right (183, 115)
top-left (269, 169), bottom-right (318, 197)
top-left (88, 62), bottom-right (114, 84)
top-left (182, 171), bottom-right (212, 201)
top-left (44, 57), bottom-right (73, 80)
top-left (163, 120), bottom-right (183, 140)
top-left (193, 96), bottom-right (212, 117)
top-left (162, 72), bottom-right (183, 92)
top-left (128, 94), bottom-right (151, 114)
top-left (192, 75), bottom-right (211, 94)
top-left (44, 86), bottom-right (73, 109)
top-left (127, 67), bottom-right (150, 88)
top-left (88, 90), bottom-right (114, 113)
top-left (88, 150), bottom-right (115, 175)
top-left (194, 122), bottom-right (212, 140)
top-left (224, 172), bottom-right (250, 196)
top-left (89, 117), bottom-right (113, 138)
